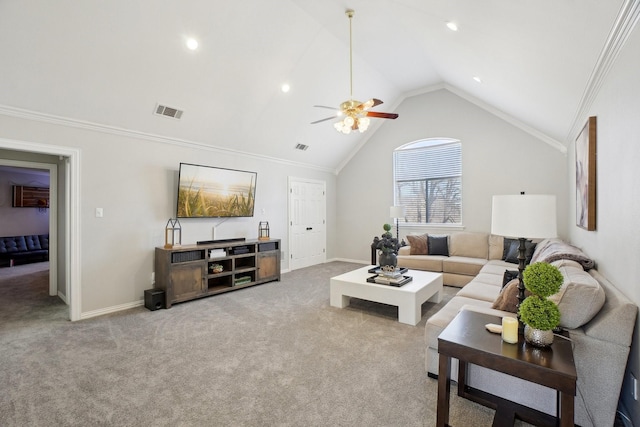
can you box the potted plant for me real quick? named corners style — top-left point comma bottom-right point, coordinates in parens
top-left (376, 223), bottom-right (401, 268)
top-left (518, 262), bottom-right (563, 347)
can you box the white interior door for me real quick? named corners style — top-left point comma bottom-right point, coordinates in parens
top-left (288, 177), bottom-right (326, 270)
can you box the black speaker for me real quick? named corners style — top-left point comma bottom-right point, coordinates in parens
top-left (144, 289), bottom-right (165, 311)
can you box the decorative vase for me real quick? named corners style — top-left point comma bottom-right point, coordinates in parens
top-left (378, 252), bottom-right (398, 268)
top-left (524, 325), bottom-right (554, 347)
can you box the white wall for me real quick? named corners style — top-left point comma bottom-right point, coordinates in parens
top-left (0, 114), bottom-right (337, 314)
top-left (567, 24), bottom-right (640, 422)
top-left (0, 168), bottom-right (49, 235)
top-left (336, 88), bottom-right (568, 263)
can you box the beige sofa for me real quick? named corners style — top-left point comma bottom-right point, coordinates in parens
top-left (399, 233), bottom-right (637, 427)
top-left (397, 231), bottom-right (508, 287)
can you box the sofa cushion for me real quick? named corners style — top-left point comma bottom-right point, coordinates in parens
top-left (443, 256), bottom-right (486, 276)
top-left (488, 234), bottom-right (504, 260)
top-left (428, 235), bottom-right (449, 256)
top-left (449, 232), bottom-right (489, 259)
top-left (0, 236), bottom-right (28, 254)
top-left (406, 234), bottom-right (428, 255)
top-left (457, 281), bottom-right (501, 303)
top-left (492, 280), bottom-right (531, 312)
top-left (397, 255), bottom-right (445, 272)
top-left (502, 270), bottom-right (519, 288)
top-left (548, 265), bottom-right (606, 329)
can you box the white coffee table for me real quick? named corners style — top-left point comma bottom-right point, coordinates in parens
top-left (330, 265), bottom-right (443, 325)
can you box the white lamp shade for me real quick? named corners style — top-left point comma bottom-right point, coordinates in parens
top-left (491, 195), bottom-right (557, 239)
top-left (390, 205), bottom-right (405, 218)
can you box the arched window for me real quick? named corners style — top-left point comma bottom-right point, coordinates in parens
top-left (393, 138), bottom-right (462, 224)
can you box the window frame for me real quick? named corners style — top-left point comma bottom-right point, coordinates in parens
top-left (393, 138), bottom-right (462, 228)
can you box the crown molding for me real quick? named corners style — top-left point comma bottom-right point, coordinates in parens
top-left (0, 104), bottom-right (336, 174)
top-left (441, 84), bottom-right (567, 154)
top-left (566, 0), bottom-right (640, 142)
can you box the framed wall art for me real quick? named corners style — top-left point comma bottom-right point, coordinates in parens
top-left (575, 116), bottom-right (597, 230)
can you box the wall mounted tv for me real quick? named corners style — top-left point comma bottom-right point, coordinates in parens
top-left (176, 163), bottom-right (257, 218)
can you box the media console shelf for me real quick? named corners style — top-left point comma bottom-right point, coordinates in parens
top-left (154, 239), bottom-right (280, 308)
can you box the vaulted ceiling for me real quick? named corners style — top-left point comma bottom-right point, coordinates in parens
top-left (0, 1), bottom-right (635, 172)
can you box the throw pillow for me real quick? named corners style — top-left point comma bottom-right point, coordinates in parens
top-left (492, 280), bottom-right (530, 313)
top-left (504, 240), bottom-right (537, 265)
top-left (502, 238), bottom-right (519, 260)
top-left (406, 234), bottom-right (428, 255)
top-left (502, 270), bottom-right (519, 288)
top-left (427, 235), bottom-right (449, 256)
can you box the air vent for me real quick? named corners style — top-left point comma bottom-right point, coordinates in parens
top-left (154, 104), bottom-right (184, 119)
top-left (295, 143), bottom-right (309, 151)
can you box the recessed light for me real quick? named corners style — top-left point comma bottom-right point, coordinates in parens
top-left (446, 22), bottom-right (458, 32)
top-left (281, 83), bottom-right (290, 93)
top-left (186, 38), bottom-right (199, 50)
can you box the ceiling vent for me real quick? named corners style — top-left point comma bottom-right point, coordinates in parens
top-left (295, 143), bottom-right (309, 151)
top-left (154, 104), bottom-right (183, 120)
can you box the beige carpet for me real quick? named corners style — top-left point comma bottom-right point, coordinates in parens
top-left (1, 261), bottom-right (533, 426)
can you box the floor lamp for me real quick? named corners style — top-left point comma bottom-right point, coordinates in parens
top-left (491, 194), bottom-right (557, 329)
top-left (390, 206), bottom-right (405, 240)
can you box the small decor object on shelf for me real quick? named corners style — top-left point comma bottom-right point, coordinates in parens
top-left (376, 223), bottom-right (401, 268)
top-left (210, 263), bottom-right (224, 274)
top-left (164, 218), bottom-right (182, 249)
top-left (518, 262), bottom-right (563, 347)
top-left (258, 221), bottom-right (270, 240)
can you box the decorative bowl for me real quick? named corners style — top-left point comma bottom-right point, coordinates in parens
top-left (211, 264), bottom-right (224, 274)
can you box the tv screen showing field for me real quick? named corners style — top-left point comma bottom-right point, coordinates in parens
top-left (176, 164), bottom-right (257, 218)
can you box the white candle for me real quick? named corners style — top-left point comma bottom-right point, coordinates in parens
top-left (502, 317), bottom-right (518, 344)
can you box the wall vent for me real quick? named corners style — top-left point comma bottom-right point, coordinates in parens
top-left (295, 143), bottom-right (309, 151)
top-left (154, 104), bottom-right (183, 119)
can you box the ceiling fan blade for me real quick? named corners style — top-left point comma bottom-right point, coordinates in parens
top-left (311, 116), bottom-right (338, 124)
top-left (313, 105), bottom-right (340, 111)
top-left (359, 98), bottom-right (384, 111)
top-left (366, 111), bottom-right (399, 119)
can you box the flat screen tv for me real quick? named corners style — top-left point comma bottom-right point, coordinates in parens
top-left (176, 163), bottom-right (257, 218)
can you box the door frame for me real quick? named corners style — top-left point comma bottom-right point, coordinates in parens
top-left (0, 137), bottom-right (81, 321)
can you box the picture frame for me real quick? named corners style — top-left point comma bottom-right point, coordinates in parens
top-left (575, 116), bottom-right (597, 230)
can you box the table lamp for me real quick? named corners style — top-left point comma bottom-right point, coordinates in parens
top-left (491, 193), bottom-right (557, 328)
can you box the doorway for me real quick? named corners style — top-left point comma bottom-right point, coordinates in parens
top-left (0, 160), bottom-right (57, 297)
top-left (288, 177), bottom-right (326, 270)
top-left (0, 138), bottom-right (81, 321)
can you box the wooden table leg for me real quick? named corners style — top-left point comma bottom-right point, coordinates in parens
top-left (559, 391), bottom-right (575, 427)
top-left (457, 360), bottom-right (467, 396)
top-left (437, 354), bottom-right (451, 427)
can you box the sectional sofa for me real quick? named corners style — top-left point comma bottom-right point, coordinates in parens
top-left (397, 232), bottom-right (637, 427)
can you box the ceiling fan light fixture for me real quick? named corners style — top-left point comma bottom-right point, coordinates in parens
top-left (312, 9), bottom-right (398, 133)
top-left (358, 117), bottom-right (370, 132)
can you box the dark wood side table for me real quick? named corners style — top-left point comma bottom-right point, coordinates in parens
top-left (436, 310), bottom-right (576, 427)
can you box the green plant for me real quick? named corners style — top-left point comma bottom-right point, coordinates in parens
top-left (522, 262), bottom-right (563, 297)
top-left (518, 262), bottom-right (563, 331)
top-left (377, 224), bottom-right (400, 254)
top-left (519, 296), bottom-right (561, 330)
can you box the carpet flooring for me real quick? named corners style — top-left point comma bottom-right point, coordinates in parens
top-left (1, 261), bottom-right (531, 426)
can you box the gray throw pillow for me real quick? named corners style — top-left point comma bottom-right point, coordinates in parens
top-left (427, 235), bottom-right (449, 256)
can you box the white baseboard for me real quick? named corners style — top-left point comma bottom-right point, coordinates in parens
top-left (80, 300), bottom-right (144, 320)
top-left (328, 257), bottom-right (370, 265)
top-left (57, 291), bottom-right (68, 304)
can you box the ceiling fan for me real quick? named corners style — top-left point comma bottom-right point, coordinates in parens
top-left (311, 9), bottom-right (398, 134)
